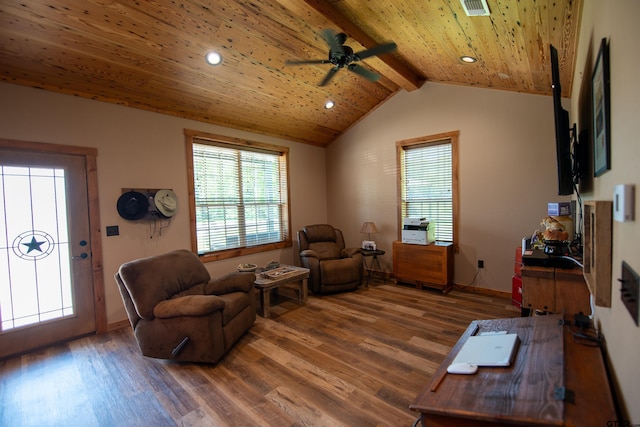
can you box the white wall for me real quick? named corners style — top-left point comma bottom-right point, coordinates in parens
top-left (327, 82), bottom-right (570, 292)
top-left (571, 0), bottom-right (640, 422)
top-left (0, 82), bottom-right (327, 326)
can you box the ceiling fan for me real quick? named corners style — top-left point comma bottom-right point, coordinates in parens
top-left (286, 29), bottom-right (397, 87)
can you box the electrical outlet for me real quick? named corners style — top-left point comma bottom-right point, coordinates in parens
top-left (478, 260), bottom-right (484, 269)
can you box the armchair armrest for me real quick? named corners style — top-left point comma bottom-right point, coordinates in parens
top-left (342, 247), bottom-right (361, 258)
top-left (153, 295), bottom-right (225, 319)
top-left (300, 249), bottom-right (319, 259)
top-left (299, 249), bottom-right (320, 275)
top-left (204, 271), bottom-right (255, 295)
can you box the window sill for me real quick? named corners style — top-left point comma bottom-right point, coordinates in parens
top-left (197, 240), bottom-right (292, 263)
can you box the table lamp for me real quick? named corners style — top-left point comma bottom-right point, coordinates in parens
top-left (360, 221), bottom-right (379, 250)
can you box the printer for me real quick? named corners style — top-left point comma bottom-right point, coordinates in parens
top-left (402, 217), bottom-right (436, 245)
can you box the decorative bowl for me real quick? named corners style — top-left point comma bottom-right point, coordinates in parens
top-left (266, 260), bottom-right (280, 269)
top-left (237, 263), bottom-right (257, 272)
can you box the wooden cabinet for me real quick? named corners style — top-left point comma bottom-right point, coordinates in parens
top-left (393, 241), bottom-right (453, 293)
top-left (521, 265), bottom-right (590, 315)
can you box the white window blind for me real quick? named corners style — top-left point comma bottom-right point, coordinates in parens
top-left (402, 142), bottom-right (453, 241)
top-left (192, 141), bottom-right (289, 255)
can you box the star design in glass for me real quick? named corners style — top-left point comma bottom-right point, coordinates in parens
top-left (22, 236), bottom-right (46, 254)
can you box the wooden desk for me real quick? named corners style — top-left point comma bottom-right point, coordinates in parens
top-left (410, 315), bottom-right (617, 426)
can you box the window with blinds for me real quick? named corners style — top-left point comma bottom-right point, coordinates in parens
top-left (398, 131), bottom-right (459, 246)
top-left (186, 131), bottom-right (290, 258)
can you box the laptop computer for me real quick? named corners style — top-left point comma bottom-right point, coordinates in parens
top-left (451, 333), bottom-right (520, 367)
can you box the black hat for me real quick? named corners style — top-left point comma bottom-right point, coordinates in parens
top-left (117, 191), bottom-right (149, 220)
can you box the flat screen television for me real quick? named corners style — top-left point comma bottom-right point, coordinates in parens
top-left (550, 44), bottom-right (574, 196)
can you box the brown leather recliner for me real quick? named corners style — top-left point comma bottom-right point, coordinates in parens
top-left (297, 224), bottom-right (363, 293)
top-left (115, 249), bottom-right (256, 363)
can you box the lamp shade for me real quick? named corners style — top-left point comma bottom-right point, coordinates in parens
top-left (360, 222), bottom-right (379, 235)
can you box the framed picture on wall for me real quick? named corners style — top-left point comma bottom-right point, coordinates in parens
top-left (592, 38), bottom-right (610, 177)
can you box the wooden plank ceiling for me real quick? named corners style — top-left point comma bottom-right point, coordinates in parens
top-left (0, 0), bottom-right (581, 146)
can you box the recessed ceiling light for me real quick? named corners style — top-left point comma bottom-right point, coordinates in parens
top-left (205, 51), bottom-right (222, 66)
top-left (460, 55), bottom-right (477, 63)
top-left (324, 100), bottom-right (335, 109)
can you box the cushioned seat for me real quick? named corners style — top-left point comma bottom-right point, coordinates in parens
top-left (298, 224), bottom-right (363, 293)
top-left (115, 249), bottom-right (256, 363)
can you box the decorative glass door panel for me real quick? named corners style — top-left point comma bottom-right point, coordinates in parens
top-left (0, 149), bottom-right (94, 357)
top-left (1, 166), bottom-right (74, 330)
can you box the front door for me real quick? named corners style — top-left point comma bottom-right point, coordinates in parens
top-left (0, 148), bottom-right (96, 358)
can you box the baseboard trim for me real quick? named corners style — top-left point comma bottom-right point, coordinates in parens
top-left (452, 283), bottom-right (511, 299)
top-left (107, 319), bottom-right (131, 332)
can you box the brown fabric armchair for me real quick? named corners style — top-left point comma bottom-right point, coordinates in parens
top-left (297, 224), bottom-right (363, 293)
top-left (115, 249), bottom-right (256, 363)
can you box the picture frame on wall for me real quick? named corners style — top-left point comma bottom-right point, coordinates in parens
top-left (592, 38), bottom-right (610, 177)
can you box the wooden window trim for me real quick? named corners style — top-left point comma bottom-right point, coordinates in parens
top-left (184, 129), bottom-right (292, 262)
top-left (396, 130), bottom-right (459, 253)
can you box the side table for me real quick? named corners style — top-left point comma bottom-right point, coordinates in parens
top-left (361, 249), bottom-right (385, 286)
top-left (253, 265), bottom-right (309, 318)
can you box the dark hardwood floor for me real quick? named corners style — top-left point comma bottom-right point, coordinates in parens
top-left (1, 281), bottom-right (519, 427)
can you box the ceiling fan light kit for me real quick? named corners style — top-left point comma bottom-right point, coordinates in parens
top-left (285, 29), bottom-right (397, 87)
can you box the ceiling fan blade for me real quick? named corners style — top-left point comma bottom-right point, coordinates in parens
top-left (319, 67), bottom-right (340, 86)
top-left (286, 59), bottom-right (330, 65)
top-left (347, 64), bottom-right (380, 82)
top-left (354, 42), bottom-right (397, 61)
top-left (320, 29), bottom-right (344, 55)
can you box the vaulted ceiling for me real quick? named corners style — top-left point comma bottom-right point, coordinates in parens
top-left (0, 0), bottom-right (581, 146)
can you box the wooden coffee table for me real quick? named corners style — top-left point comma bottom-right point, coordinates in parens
top-left (253, 265), bottom-right (309, 318)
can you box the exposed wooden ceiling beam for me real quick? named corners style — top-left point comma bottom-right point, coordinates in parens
top-left (300, 0), bottom-right (425, 92)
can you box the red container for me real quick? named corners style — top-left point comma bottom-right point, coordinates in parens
top-left (511, 275), bottom-right (522, 308)
top-left (514, 247), bottom-right (523, 276)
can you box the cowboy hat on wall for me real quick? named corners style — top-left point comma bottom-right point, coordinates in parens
top-left (116, 189), bottom-right (177, 220)
top-left (116, 190), bottom-right (149, 220)
top-left (153, 189), bottom-right (177, 218)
